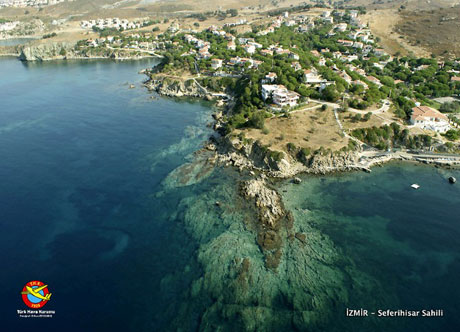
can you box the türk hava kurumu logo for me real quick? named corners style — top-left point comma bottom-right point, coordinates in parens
top-left (21, 281), bottom-right (52, 308)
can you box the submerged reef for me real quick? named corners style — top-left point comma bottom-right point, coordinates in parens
top-left (159, 164), bottom-right (394, 331)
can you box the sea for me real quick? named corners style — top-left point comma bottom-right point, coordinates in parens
top-left (0, 57), bottom-right (459, 332)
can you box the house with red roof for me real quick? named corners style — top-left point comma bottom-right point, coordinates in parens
top-left (410, 106), bottom-right (450, 133)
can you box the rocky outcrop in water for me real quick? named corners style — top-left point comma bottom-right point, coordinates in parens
top-left (161, 169), bottom-right (392, 332)
top-left (240, 178), bottom-right (294, 270)
top-left (307, 151), bottom-right (360, 174)
top-left (240, 178), bottom-right (284, 228)
top-left (18, 42), bottom-right (161, 61)
top-left (145, 76), bottom-right (211, 99)
top-left (19, 42), bottom-right (75, 61)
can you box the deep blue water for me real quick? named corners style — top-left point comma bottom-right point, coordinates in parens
top-left (0, 58), bottom-right (214, 331)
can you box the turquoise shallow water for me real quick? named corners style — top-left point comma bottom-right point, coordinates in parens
top-left (1, 57), bottom-right (460, 331)
top-left (280, 163), bottom-right (460, 331)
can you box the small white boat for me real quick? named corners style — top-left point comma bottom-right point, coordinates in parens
top-left (411, 184), bottom-right (420, 189)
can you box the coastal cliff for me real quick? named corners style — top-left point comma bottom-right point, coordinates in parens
top-left (19, 42), bottom-right (75, 61)
top-left (18, 42), bottom-right (162, 61)
top-left (144, 75), bottom-right (212, 99)
top-left (210, 134), bottom-right (362, 178)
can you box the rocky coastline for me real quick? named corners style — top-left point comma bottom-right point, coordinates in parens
top-left (144, 75), bottom-right (210, 99)
top-left (16, 42), bottom-right (163, 61)
top-left (208, 134), bottom-right (367, 177)
top-left (143, 72), bottom-right (460, 280)
top-left (143, 73), bottom-right (403, 178)
top-left (144, 73), bottom-right (460, 179)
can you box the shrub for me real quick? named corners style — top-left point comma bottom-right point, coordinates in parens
top-left (440, 102), bottom-right (460, 113)
top-left (248, 112), bottom-right (265, 129)
top-left (269, 150), bottom-right (284, 162)
top-left (296, 147), bottom-right (311, 164)
top-left (42, 32), bottom-right (57, 39)
top-left (286, 142), bottom-right (296, 152)
top-left (444, 129), bottom-right (460, 141)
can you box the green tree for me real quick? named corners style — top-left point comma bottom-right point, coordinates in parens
top-left (322, 85), bottom-right (339, 102)
top-left (248, 111), bottom-right (265, 129)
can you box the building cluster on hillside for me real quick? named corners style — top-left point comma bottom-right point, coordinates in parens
top-left (74, 6), bottom-right (460, 117)
top-left (223, 19), bottom-right (247, 28)
top-left (0, 20), bottom-right (19, 31)
top-left (80, 18), bottom-right (143, 31)
top-left (200, 9), bottom-right (376, 108)
top-left (0, 0), bottom-right (66, 8)
top-left (251, 10), bottom-right (385, 107)
top-left (83, 33), bottom-right (166, 52)
top-left (183, 33), bottom-right (213, 59)
top-left (167, 8), bottom-right (413, 109)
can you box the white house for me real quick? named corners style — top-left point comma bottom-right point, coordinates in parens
top-left (340, 71), bottom-right (352, 84)
top-left (336, 23), bottom-right (347, 32)
top-left (338, 39), bottom-right (354, 47)
top-left (261, 85), bottom-right (299, 107)
top-left (211, 59), bottom-right (223, 69)
top-left (242, 44), bottom-right (256, 54)
top-left (261, 84), bottom-right (281, 100)
top-left (263, 72), bottom-right (278, 83)
top-left (374, 48), bottom-right (386, 56)
top-left (229, 57), bottom-right (241, 65)
top-left (289, 52), bottom-right (300, 60)
top-left (273, 89), bottom-right (299, 107)
top-left (304, 69), bottom-right (324, 84)
top-left (291, 62), bottom-right (302, 71)
top-left (410, 106), bottom-right (451, 133)
top-left (227, 41), bottom-right (236, 51)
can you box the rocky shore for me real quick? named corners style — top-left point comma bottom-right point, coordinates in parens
top-left (144, 75), bottom-right (209, 99)
top-left (207, 133), bottom-right (369, 178)
top-left (143, 72), bottom-right (231, 112)
top-left (143, 74), bottom-right (409, 178)
top-left (144, 71), bottom-right (460, 291)
top-left (17, 42), bottom-right (163, 61)
top-left (143, 68), bottom-right (460, 330)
